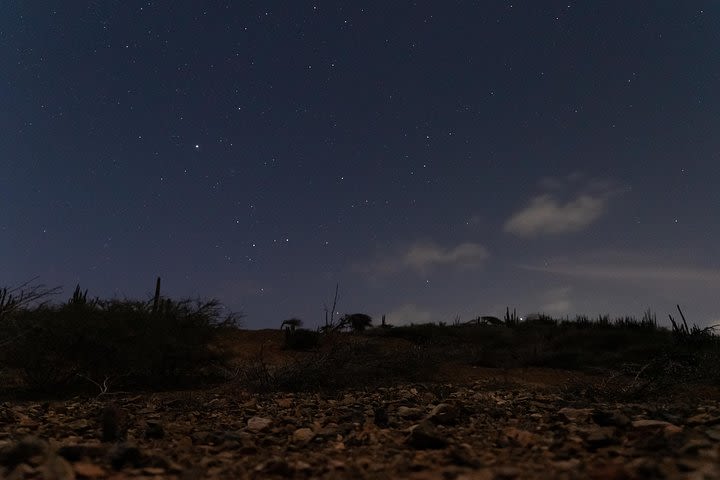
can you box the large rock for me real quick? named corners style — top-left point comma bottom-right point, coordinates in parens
top-left (406, 421), bottom-right (449, 449)
top-left (631, 419), bottom-right (682, 435)
top-left (397, 406), bottom-right (424, 420)
top-left (292, 428), bottom-right (315, 443)
top-left (247, 416), bottom-right (272, 432)
top-left (558, 407), bottom-right (593, 423)
top-left (686, 413), bottom-right (720, 427)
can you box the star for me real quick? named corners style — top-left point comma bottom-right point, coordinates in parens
top-left (5, 1), bottom-right (716, 331)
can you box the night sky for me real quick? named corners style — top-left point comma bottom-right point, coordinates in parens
top-left (3, 2), bottom-right (719, 329)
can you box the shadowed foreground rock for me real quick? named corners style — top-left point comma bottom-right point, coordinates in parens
top-left (0, 380), bottom-right (719, 479)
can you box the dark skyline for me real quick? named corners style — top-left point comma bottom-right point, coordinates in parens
top-left (2, 2), bottom-right (718, 328)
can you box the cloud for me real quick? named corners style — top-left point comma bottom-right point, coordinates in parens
top-left (504, 194), bottom-right (607, 236)
top-left (357, 241), bottom-right (489, 275)
top-left (383, 304), bottom-right (435, 326)
top-left (519, 249), bottom-right (720, 283)
top-left (520, 263), bottom-right (720, 283)
top-left (404, 242), bottom-right (489, 271)
top-left (503, 175), bottom-right (623, 237)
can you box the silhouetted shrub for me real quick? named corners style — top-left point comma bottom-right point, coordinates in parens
top-left (280, 318), bottom-right (303, 331)
top-left (346, 313), bottom-right (372, 332)
top-left (0, 296), bottom-right (241, 392)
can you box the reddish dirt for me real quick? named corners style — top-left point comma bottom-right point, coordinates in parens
top-left (215, 329), bottom-right (605, 388)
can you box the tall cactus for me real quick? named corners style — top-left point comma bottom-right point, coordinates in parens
top-left (152, 277), bottom-right (161, 314)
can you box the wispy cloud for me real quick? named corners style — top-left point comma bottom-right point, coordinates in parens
top-left (520, 263), bottom-right (720, 283)
top-left (504, 174), bottom-right (623, 237)
top-left (357, 241), bottom-right (489, 275)
top-left (404, 242), bottom-right (489, 271)
top-left (520, 249), bottom-right (720, 283)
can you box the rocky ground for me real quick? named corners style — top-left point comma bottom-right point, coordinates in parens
top-left (1, 375), bottom-right (719, 480)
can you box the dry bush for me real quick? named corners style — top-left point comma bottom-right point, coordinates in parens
top-left (0, 297), bottom-right (240, 393)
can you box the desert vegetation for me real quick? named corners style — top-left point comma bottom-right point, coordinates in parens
top-left (2, 280), bottom-right (720, 479)
top-left (0, 279), bottom-right (241, 395)
top-left (0, 279), bottom-right (718, 401)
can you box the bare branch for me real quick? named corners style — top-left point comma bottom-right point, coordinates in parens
top-left (0, 280), bottom-right (62, 320)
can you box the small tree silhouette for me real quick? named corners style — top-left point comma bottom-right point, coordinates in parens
top-left (281, 318), bottom-right (303, 332)
top-left (342, 313), bottom-right (372, 332)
